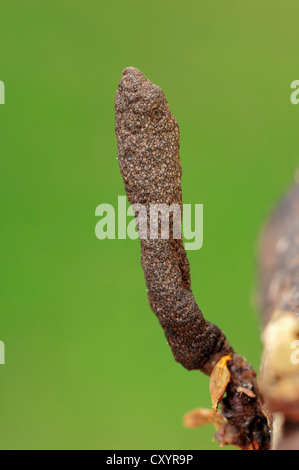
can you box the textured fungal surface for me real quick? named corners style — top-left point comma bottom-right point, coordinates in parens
top-left (115, 67), bottom-right (270, 449)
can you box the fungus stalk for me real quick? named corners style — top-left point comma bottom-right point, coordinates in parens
top-left (115, 67), bottom-right (270, 450)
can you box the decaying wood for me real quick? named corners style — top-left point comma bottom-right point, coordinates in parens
top-left (115, 67), bottom-right (270, 450)
top-left (259, 181), bottom-right (299, 449)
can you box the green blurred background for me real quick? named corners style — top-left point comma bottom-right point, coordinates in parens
top-left (0, 0), bottom-right (298, 450)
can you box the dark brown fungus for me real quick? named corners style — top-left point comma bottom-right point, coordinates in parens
top-left (115, 67), bottom-right (270, 450)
